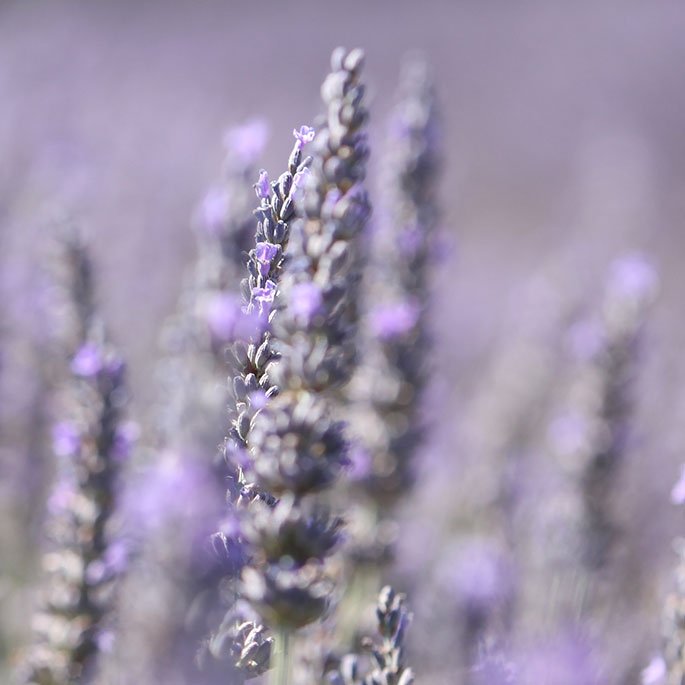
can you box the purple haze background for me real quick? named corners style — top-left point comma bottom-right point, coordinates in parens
top-left (2, 1), bottom-right (685, 683)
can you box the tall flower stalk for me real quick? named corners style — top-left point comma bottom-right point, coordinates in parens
top-left (220, 48), bottom-right (371, 685)
top-left (17, 229), bottom-right (133, 685)
top-left (524, 254), bottom-right (657, 634)
top-left (337, 56), bottom-right (439, 645)
top-left (206, 126), bottom-right (317, 684)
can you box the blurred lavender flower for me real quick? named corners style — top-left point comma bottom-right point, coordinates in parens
top-left (17, 231), bottom-right (132, 685)
top-left (154, 118), bottom-right (267, 455)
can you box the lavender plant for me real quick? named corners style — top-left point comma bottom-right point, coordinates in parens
top-left (17, 230), bottom-right (133, 685)
top-left (345, 55), bottom-right (440, 567)
top-left (214, 47), bottom-right (371, 685)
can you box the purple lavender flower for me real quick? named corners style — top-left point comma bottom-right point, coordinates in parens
top-left (254, 242), bottom-right (280, 277)
top-left (254, 170), bottom-right (270, 200)
top-left (71, 341), bottom-right (103, 376)
top-left (199, 185), bottom-right (231, 235)
top-left (293, 125), bottom-right (315, 150)
top-left (224, 118), bottom-right (269, 166)
top-left (52, 420), bottom-right (81, 457)
top-left (290, 281), bottom-right (323, 323)
top-left (206, 292), bottom-right (260, 341)
top-left (369, 300), bottom-right (420, 341)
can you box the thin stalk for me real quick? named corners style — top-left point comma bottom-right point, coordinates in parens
top-left (269, 627), bottom-right (292, 685)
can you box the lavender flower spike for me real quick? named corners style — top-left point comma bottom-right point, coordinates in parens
top-left (227, 125), bottom-right (314, 454)
top-left (270, 47), bottom-right (371, 394)
top-left (17, 232), bottom-right (132, 685)
top-left (350, 53), bottom-right (440, 509)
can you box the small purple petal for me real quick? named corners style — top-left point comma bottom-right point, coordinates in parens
top-left (71, 342), bottom-right (103, 377)
top-left (370, 300), bottom-right (420, 341)
top-left (252, 280), bottom-right (277, 312)
top-left (254, 170), bottom-right (270, 200)
top-left (255, 242), bottom-right (279, 277)
top-left (293, 125), bottom-right (315, 149)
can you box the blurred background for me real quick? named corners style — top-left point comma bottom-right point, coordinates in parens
top-left (3, 1), bottom-right (685, 683)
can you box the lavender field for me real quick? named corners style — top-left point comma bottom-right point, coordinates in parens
top-left (3, 2), bottom-right (685, 684)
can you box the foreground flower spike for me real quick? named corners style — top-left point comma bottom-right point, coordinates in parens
top-left (204, 125), bottom-right (315, 682)
top-left (272, 46), bottom-right (371, 395)
top-left (18, 231), bottom-right (132, 685)
top-left (242, 48), bottom-right (371, 629)
top-left (227, 126), bottom-right (313, 453)
top-left (326, 586), bottom-right (414, 685)
top-left (154, 119), bottom-right (267, 454)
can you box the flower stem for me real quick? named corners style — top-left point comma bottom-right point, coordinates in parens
top-left (269, 627), bottom-right (292, 685)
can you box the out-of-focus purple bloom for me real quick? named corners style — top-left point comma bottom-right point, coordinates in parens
top-left (370, 300), bottom-right (420, 341)
top-left (252, 280), bottom-right (277, 313)
top-left (248, 390), bottom-right (268, 411)
top-left (608, 253), bottom-right (658, 301)
top-left (199, 186), bottom-right (231, 235)
top-left (206, 293), bottom-right (260, 341)
top-left (224, 118), bottom-right (269, 166)
top-left (671, 465), bottom-right (685, 505)
top-left (46, 479), bottom-right (76, 515)
top-left (642, 656), bottom-right (666, 685)
top-left (71, 342), bottom-right (103, 377)
top-left (86, 539), bottom-right (129, 584)
top-left (548, 413), bottom-right (590, 458)
top-left (52, 421), bottom-right (81, 457)
top-left (125, 452), bottom-right (221, 536)
top-left (290, 281), bottom-right (323, 323)
top-left (438, 539), bottom-right (512, 614)
top-left (112, 421), bottom-right (139, 462)
top-left (255, 241), bottom-right (279, 277)
top-left (347, 442), bottom-right (372, 481)
top-left (567, 319), bottom-right (604, 362)
top-left (95, 630), bottom-right (115, 654)
top-left (293, 125), bottom-right (315, 150)
top-left (254, 170), bottom-right (270, 200)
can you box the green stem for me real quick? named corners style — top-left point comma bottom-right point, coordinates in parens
top-left (269, 627), bottom-right (292, 685)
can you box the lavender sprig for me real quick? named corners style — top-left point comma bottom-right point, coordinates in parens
top-left (17, 232), bottom-right (132, 685)
top-left (269, 47), bottom-right (371, 396)
top-left (526, 253), bottom-right (657, 632)
top-left (228, 126), bottom-right (313, 455)
top-left (349, 54), bottom-right (440, 519)
top-left (326, 586), bottom-right (414, 685)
